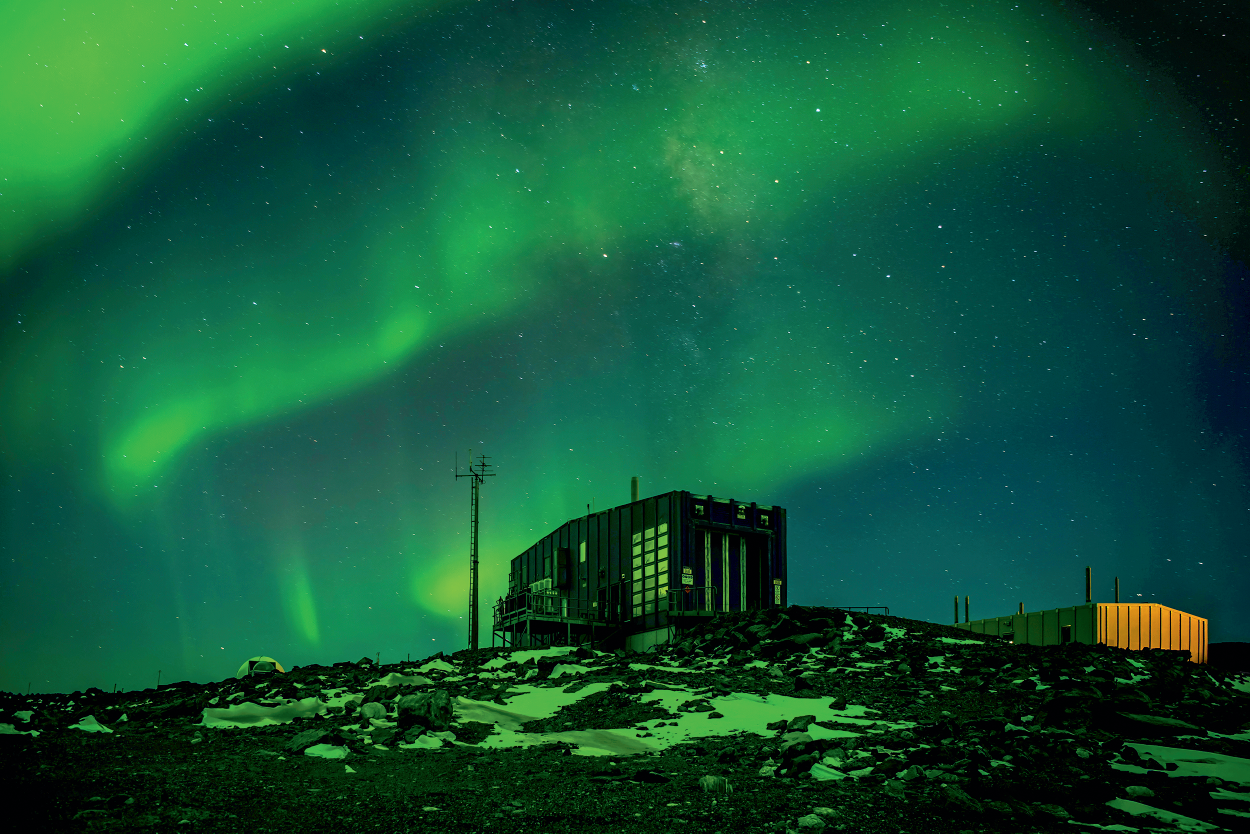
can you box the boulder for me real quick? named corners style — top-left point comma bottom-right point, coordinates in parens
top-left (396, 690), bottom-right (453, 732)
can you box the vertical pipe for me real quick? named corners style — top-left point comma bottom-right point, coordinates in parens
top-left (954, 596), bottom-right (959, 625)
top-left (964, 595), bottom-right (970, 623)
top-left (1085, 566), bottom-right (1092, 605)
top-left (1018, 602), bottom-right (1024, 615)
top-left (631, 476), bottom-right (639, 502)
top-left (705, 530), bottom-right (713, 612)
top-left (1115, 576), bottom-right (1120, 603)
top-left (738, 536), bottom-right (746, 611)
top-left (721, 533), bottom-right (729, 612)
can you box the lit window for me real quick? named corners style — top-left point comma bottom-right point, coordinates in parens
top-left (632, 531), bottom-right (641, 544)
top-left (644, 562), bottom-right (654, 576)
top-left (658, 547), bottom-right (667, 562)
top-left (645, 576), bottom-right (655, 588)
top-left (658, 534), bottom-right (668, 548)
top-left (644, 589), bottom-right (655, 601)
top-left (645, 526), bottom-right (654, 539)
top-left (633, 568), bottom-right (642, 581)
top-left (632, 556), bottom-right (642, 569)
top-left (632, 544), bottom-right (642, 557)
top-left (760, 514), bottom-right (769, 527)
top-left (579, 540), bottom-right (586, 563)
top-left (633, 605), bottom-right (642, 617)
top-left (658, 568), bottom-right (668, 584)
top-left (659, 522), bottom-right (668, 534)
top-left (645, 551), bottom-right (655, 565)
top-left (633, 592), bottom-right (642, 605)
top-left (694, 504), bottom-right (705, 517)
top-left (658, 585), bottom-right (668, 598)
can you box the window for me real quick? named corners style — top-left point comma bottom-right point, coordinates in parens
top-left (632, 556), bottom-right (642, 570)
top-left (644, 562), bottom-right (654, 576)
top-left (1060, 625), bottom-right (1072, 645)
top-left (645, 525), bottom-right (654, 539)
top-left (579, 540), bottom-right (586, 563)
top-left (760, 513), bottom-right (769, 527)
top-left (736, 505), bottom-right (746, 520)
top-left (694, 503), bottom-right (706, 517)
top-left (632, 568), bottom-right (642, 581)
top-left (658, 546), bottom-right (668, 563)
top-left (659, 521), bottom-right (668, 534)
top-left (632, 531), bottom-right (641, 544)
top-left (658, 534), bottom-right (668, 549)
top-left (632, 543), bottom-right (642, 556)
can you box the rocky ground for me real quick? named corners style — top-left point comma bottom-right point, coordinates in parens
top-left (3, 606), bottom-right (1249, 833)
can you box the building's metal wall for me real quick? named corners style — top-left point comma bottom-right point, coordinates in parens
top-left (955, 602), bottom-right (1207, 664)
top-left (1097, 603), bottom-right (1207, 664)
top-left (501, 490), bottom-right (786, 647)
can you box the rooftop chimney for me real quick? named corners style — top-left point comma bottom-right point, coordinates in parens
top-left (631, 475), bottom-right (640, 502)
top-left (1085, 566), bottom-right (1092, 605)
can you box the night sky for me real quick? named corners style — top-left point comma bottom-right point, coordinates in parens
top-left (3, 0), bottom-right (1247, 696)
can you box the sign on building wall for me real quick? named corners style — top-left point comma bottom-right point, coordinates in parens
top-left (682, 567), bottom-right (693, 587)
top-left (774, 578), bottom-right (782, 604)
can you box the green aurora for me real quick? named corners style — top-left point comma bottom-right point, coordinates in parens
top-left (2, 0), bottom-right (1246, 694)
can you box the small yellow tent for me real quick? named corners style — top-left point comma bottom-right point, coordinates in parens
top-left (235, 656), bottom-right (286, 679)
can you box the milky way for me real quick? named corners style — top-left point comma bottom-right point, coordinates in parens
top-left (2, 0), bottom-right (1245, 695)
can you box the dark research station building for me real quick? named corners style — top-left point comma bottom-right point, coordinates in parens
top-left (493, 480), bottom-right (787, 652)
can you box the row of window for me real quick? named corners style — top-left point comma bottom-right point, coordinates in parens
top-left (632, 584), bottom-right (670, 617)
top-left (631, 522), bottom-right (669, 545)
top-left (692, 502), bottom-right (771, 526)
top-left (632, 535), bottom-right (669, 557)
top-left (632, 548), bottom-right (669, 571)
top-left (632, 565), bottom-right (669, 586)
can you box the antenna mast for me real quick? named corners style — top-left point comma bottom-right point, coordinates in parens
top-left (455, 448), bottom-right (495, 651)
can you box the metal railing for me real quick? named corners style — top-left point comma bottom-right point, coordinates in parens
top-left (493, 584), bottom-right (732, 629)
top-left (494, 591), bottom-right (598, 625)
top-left (492, 590), bottom-right (888, 630)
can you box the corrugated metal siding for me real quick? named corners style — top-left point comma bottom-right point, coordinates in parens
top-left (956, 602), bottom-right (1206, 663)
top-left (1096, 603), bottom-right (1207, 664)
top-left (501, 490), bottom-right (786, 647)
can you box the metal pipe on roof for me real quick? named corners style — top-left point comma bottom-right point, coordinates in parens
top-left (631, 476), bottom-right (639, 502)
top-left (1115, 576), bottom-right (1120, 603)
top-left (1086, 566), bottom-right (1092, 604)
top-left (1018, 602), bottom-right (1023, 615)
top-left (954, 596), bottom-right (959, 625)
top-left (965, 595), bottom-right (970, 623)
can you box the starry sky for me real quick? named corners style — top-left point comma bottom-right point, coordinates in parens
top-left (3, 0), bottom-right (1247, 696)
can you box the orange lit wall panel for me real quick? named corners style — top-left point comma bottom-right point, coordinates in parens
top-left (955, 602), bottom-right (1206, 664)
top-left (1095, 603), bottom-right (1206, 664)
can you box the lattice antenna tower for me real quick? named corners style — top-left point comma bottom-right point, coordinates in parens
top-left (455, 449), bottom-right (495, 651)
